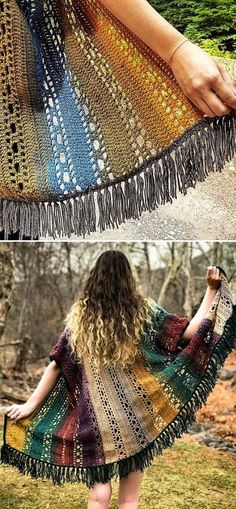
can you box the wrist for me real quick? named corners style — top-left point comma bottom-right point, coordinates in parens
top-left (166, 36), bottom-right (189, 66)
top-left (206, 284), bottom-right (218, 293)
top-left (26, 398), bottom-right (39, 412)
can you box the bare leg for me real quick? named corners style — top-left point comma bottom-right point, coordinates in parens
top-left (87, 482), bottom-right (112, 509)
top-left (118, 470), bottom-right (144, 509)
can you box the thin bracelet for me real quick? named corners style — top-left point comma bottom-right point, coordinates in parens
top-left (167, 39), bottom-right (189, 66)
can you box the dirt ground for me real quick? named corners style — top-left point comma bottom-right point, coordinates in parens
top-left (178, 350), bottom-right (236, 448)
top-left (47, 160), bottom-right (236, 242)
top-left (43, 56), bottom-right (236, 243)
top-left (87, 161), bottom-right (236, 241)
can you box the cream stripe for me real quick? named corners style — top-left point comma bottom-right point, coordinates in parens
top-left (83, 358), bottom-right (119, 463)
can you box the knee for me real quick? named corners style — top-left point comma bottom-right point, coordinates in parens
top-left (89, 483), bottom-right (112, 505)
top-left (119, 490), bottom-right (141, 507)
top-left (119, 494), bottom-right (138, 507)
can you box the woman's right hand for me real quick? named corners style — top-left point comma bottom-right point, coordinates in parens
top-left (206, 266), bottom-right (222, 291)
top-left (169, 40), bottom-right (236, 118)
top-left (5, 402), bottom-right (35, 424)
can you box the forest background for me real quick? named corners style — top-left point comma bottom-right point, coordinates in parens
top-left (0, 241), bottom-right (236, 509)
top-left (149, 0), bottom-right (236, 57)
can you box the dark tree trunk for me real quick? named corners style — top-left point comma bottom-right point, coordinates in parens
top-left (0, 245), bottom-right (14, 340)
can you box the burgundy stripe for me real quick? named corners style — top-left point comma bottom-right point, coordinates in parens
top-left (53, 405), bottom-right (78, 466)
top-left (183, 319), bottom-right (220, 374)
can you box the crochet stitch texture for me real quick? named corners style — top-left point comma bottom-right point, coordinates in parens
top-left (1, 275), bottom-right (236, 487)
top-left (0, 0), bottom-right (236, 238)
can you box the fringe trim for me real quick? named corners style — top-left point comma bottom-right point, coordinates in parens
top-left (1, 306), bottom-right (236, 488)
top-left (0, 111), bottom-right (235, 239)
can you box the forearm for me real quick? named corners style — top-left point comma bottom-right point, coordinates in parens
top-left (183, 287), bottom-right (217, 340)
top-left (99, 0), bottom-right (186, 63)
top-left (27, 361), bottom-right (60, 411)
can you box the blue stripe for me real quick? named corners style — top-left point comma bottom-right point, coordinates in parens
top-left (46, 77), bottom-right (98, 195)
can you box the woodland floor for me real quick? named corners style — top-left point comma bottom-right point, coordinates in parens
top-left (0, 438), bottom-right (235, 509)
top-left (187, 350), bottom-right (236, 448)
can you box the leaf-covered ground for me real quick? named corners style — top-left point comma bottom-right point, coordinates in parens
top-left (0, 433), bottom-right (235, 509)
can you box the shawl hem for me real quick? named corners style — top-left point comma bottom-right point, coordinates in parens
top-left (0, 110), bottom-right (235, 240)
top-left (1, 305), bottom-right (235, 488)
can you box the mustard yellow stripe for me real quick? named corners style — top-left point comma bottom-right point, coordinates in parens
top-left (131, 357), bottom-right (179, 429)
top-left (64, 35), bottom-right (139, 178)
top-left (5, 416), bottom-right (30, 452)
top-left (0, 2), bottom-right (45, 200)
top-left (91, 2), bottom-right (202, 145)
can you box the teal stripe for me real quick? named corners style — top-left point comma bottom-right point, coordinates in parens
top-left (23, 376), bottom-right (70, 461)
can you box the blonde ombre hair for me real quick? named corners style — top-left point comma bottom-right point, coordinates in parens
top-left (66, 250), bottom-right (152, 369)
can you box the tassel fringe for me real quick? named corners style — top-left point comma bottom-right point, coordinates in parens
top-left (0, 111), bottom-right (235, 239)
top-left (1, 306), bottom-right (236, 488)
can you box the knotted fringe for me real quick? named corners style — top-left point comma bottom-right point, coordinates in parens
top-left (1, 306), bottom-right (236, 488)
top-left (0, 111), bottom-right (235, 239)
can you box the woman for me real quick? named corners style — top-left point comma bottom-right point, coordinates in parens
top-left (1, 251), bottom-right (236, 509)
top-left (0, 0), bottom-right (236, 239)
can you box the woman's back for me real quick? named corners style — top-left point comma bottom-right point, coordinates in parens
top-left (1, 252), bottom-right (235, 489)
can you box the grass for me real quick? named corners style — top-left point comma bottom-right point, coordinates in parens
top-left (0, 429), bottom-right (235, 509)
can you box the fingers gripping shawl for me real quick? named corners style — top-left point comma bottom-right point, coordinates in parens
top-left (1, 276), bottom-right (236, 487)
top-left (0, 0), bottom-right (236, 239)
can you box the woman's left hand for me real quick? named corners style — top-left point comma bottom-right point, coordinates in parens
top-left (206, 266), bottom-right (222, 290)
top-left (5, 403), bottom-right (35, 424)
top-left (170, 40), bottom-right (236, 117)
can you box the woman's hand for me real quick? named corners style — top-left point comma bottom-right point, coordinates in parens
top-left (170, 40), bottom-right (236, 118)
top-left (206, 266), bottom-right (222, 290)
top-left (5, 402), bottom-right (35, 424)
top-left (182, 265), bottom-right (222, 340)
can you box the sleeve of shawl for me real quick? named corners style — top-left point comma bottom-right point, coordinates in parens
top-left (49, 328), bottom-right (81, 391)
top-left (150, 304), bottom-right (190, 354)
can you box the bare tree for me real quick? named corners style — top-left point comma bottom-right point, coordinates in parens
top-left (1, 242), bottom-right (235, 374)
top-left (183, 243), bottom-right (194, 318)
top-left (0, 244), bottom-right (14, 340)
top-left (64, 243), bottom-right (75, 303)
top-left (212, 242), bottom-right (223, 266)
top-left (14, 335), bottom-right (32, 372)
top-left (158, 243), bottom-right (186, 307)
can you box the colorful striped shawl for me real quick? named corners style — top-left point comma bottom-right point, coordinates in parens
top-left (1, 275), bottom-right (236, 487)
top-left (0, 0), bottom-right (236, 239)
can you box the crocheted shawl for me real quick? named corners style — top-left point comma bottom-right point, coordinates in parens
top-left (1, 275), bottom-right (236, 487)
top-left (0, 0), bottom-right (236, 239)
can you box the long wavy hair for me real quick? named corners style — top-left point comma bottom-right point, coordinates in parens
top-left (66, 250), bottom-right (151, 369)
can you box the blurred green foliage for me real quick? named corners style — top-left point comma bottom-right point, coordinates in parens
top-left (149, 1), bottom-right (236, 56)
